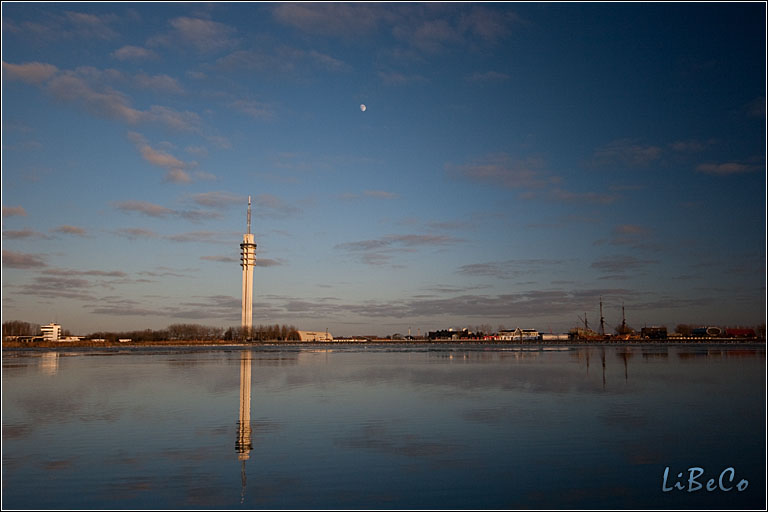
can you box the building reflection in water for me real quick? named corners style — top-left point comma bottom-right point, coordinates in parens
top-left (40, 352), bottom-right (60, 376)
top-left (235, 350), bottom-right (252, 503)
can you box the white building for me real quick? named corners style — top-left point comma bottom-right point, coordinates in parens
top-left (498, 328), bottom-right (540, 341)
top-left (41, 323), bottom-right (61, 342)
top-left (298, 330), bottom-right (333, 342)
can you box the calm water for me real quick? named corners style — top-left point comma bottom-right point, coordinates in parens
top-left (2, 344), bottom-right (765, 510)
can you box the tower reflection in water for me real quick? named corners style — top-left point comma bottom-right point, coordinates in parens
top-left (235, 350), bottom-right (252, 503)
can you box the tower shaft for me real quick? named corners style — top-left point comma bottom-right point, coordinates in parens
top-left (241, 234), bottom-right (256, 332)
top-left (240, 196), bottom-right (257, 334)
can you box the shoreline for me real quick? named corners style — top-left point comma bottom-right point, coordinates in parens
top-left (2, 338), bottom-right (765, 351)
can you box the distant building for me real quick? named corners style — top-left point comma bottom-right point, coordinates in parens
top-left (41, 323), bottom-right (61, 342)
top-left (298, 330), bottom-right (333, 342)
top-left (498, 328), bottom-right (540, 341)
top-left (541, 333), bottom-right (570, 341)
top-left (428, 328), bottom-right (471, 340)
top-left (725, 328), bottom-right (756, 338)
top-left (640, 326), bottom-right (667, 340)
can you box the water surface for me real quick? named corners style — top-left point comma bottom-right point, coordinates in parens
top-left (2, 344), bottom-right (765, 509)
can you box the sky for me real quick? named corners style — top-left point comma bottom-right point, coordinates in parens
top-left (1, 2), bottom-right (766, 337)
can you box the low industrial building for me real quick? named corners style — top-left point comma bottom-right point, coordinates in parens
top-left (297, 330), bottom-right (333, 342)
top-left (498, 328), bottom-right (540, 341)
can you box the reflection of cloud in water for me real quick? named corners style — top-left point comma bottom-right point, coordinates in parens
top-left (598, 403), bottom-right (648, 429)
top-left (337, 420), bottom-right (466, 468)
top-left (44, 458), bottom-right (76, 471)
top-left (100, 476), bottom-right (156, 503)
top-left (3, 423), bottom-right (33, 439)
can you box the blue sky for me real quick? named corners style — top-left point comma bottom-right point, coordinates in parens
top-left (2, 2), bottom-right (765, 336)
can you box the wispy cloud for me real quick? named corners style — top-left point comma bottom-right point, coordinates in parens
top-left (457, 259), bottom-right (566, 280)
top-left (228, 99), bottom-right (275, 120)
top-left (165, 231), bottom-right (233, 244)
top-left (364, 190), bottom-right (399, 200)
top-left (149, 16), bottom-right (239, 54)
top-left (336, 233), bottom-right (462, 266)
top-left (189, 191), bottom-right (244, 209)
top-left (696, 161), bottom-right (762, 175)
top-left (272, 3), bottom-right (390, 38)
top-left (253, 194), bottom-right (302, 219)
top-left (111, 45), bottom-right (158, 61)
top-left (340, 189), bottom-right (399, 201)
top-left (273, 4), bottom-right (520, 55)
top-left (113, 228), bottom-right (159, 240)
top-left (15, 275), bottom-right (97, 301)
top-left (378, 70), bottom-right (428, 86)
top-left (134, 73), bottom-right (183, 94)
top-left (591, 255), bottom-right (659, 274)
top-left (551, 188), bottom-right (618, 205)
top-left (2, 250), bottom-right (47, 268)
top-left (2, 206), bottom-right (27, 217)
top-left (466, 70), bottom-right (511, 83)
top-left (3, 10), bottom-right (119, 43)
top-left (41, 267), bottom-right (127, 278)
top-left (590, 138), bottom-right (663, 168)
top-left (593, 225), bottom-right (658, 251)
top-left (113, 200), bottom-right (221, 221)
top-left (51, 225), bottom-right (87, 236)
top-left (46, 70), bottom-right (144, 123)
top-left (240, 287), bottom-right (635, 323)
top-left (668, 139), bottom-right (714, 153)
top-left (448, 153), bottom-right (557, 191)
top-left (2, 61), bottom-right (58, 84)
top-left (59, 10), bottom-right (120, 40)
top-left (2, 228), bottom-right (50, 240)
top-left (4, 62), bottom-right (202, 133)
top-left (217, 46), bottom-right (347, 76)
top-left (392, 5), bottom-right (522, 54)
top-left (127, 132), bottom-right (204, 183)
top-left (113, 200), bottom-right (174, 218)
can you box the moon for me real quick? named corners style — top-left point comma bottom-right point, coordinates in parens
top-left (360, 104), bottom-right (367, 112)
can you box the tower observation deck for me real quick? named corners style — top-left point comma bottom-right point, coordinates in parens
top-left (240, 196), bottom-right (257, 333)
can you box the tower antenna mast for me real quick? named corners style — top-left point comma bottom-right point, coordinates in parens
top-left (247, 195), bottom-right (251, 235)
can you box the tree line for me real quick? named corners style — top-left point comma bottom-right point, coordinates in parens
top-left (3, 320), bottom-right (300, 342)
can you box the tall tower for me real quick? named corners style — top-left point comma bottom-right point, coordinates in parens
top-left (240, 196), bottom-right (257, 334)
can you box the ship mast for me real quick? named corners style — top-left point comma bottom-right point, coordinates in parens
top-left (621, 302), bottom-right (627, 332)
top-left (599, 296), bottom-right (606, 336)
